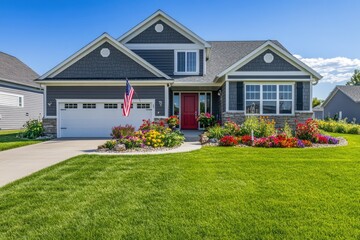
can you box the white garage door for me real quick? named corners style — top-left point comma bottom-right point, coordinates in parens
top-left (58, 101), bottom-right (154, 138)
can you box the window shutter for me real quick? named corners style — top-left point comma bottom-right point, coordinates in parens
top-left (296, 82), bottom-right (303, 110)
top-left (236, 82), bottom-right (244, 110)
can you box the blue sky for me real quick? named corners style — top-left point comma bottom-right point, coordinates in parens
top-left (1, 0), bottom-right (359, 99)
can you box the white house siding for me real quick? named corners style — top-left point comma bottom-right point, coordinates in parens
top-left (0, 84), bottom-right (43, 129)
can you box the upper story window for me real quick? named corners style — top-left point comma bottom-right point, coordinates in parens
top-left (0, 92), bottom-right (24, 108)
top-left (245, 84), bottom-right (293, 115)
top-left (175, 50), bottom-right (199, 75)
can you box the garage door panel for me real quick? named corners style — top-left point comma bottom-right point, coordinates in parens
top-left (59, 102), bottom-right (153, 137)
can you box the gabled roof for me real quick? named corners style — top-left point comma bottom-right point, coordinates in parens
top-left (323, 85), bottom-right (360, 107)
top-left (172, 40), bottom-right (286, 83)
top-left (0, 52), bottom-right (39, 88)
top-left (38, 33), bottom-right (171, 80)
top-left (214, 41), bottom-right (322, 83)
top-left (118, 10), bottom-right (211, 48)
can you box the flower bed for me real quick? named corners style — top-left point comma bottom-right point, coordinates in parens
top-left (98, 120), bottom-right (185, 152)
top-left (316, 119), bottom-right (360, 134)
top-left (201, 117), bottom-right (342, 148)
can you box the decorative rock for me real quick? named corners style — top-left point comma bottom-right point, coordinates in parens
top-left (209, 138), bottom-right (218, 144)
top-left (114, 144), bottom-right (126, 152)
top-left (199, 134), bottom-right (209, 144)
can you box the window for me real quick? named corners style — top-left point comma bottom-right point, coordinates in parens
top-left (137, 103), bottom-right (151, 109)
top-left (64, 103), bottom-right (78, 109)
top-left (104, 103), bottom-right (118, 109)
top-left (279, 85), bottom-right (293, 114)
top-left (245, 84), bottom-right (293, 115)
top-left (175, 50), bottom-right (198, 74)
top-left (173, 93), bottom-right (180, 116)
top-left (121, 103), bottom-right (133, 109)
top-left (83, 103), bottom-right (96, 109)
top-left (245, 85), bottom-right (260, 114)
top-left (0, 92), bottom-right (24, 107)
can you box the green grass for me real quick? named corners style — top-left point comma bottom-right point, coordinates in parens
top-left (0, 130), bottom-right (44, 151)
top-left (0, 133), bottom-right (360, 239)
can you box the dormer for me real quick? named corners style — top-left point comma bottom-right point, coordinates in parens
top-left (118, 10), bottom-right (211, 77)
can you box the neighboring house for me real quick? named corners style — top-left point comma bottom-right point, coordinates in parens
top-left (0, 52), bottom-right (43, 129)
top-left (320, 85), bottom-right (360, 122)
top-left (313, 105), bottom-right (324, 120)
top-left (36, 10), bottom-right (322, 138)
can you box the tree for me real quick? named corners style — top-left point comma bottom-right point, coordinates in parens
top-left (312, 97), bottom-right (323, 107)
top-left (346, 69), bottom-right (360, 86)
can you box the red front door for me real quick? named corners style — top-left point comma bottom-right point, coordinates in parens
top-left (181, 93), bottom-right (198, 129)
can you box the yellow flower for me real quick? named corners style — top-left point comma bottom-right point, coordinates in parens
top-left (157, 139), bottom-right (161, 143)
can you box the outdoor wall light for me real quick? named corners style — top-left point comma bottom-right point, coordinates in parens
top-left (218, 90), bottom-right (222, 96)
top-left (158, 100), bottom-right (162, 107)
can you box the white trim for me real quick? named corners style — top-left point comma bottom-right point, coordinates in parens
top-left (125, 43), bottom-right (203, 50)
top-left (310, 76), bottom-right (313, 112)
top-left (227, 71), bottom-right (310, 76)
top-left (225, 81), bottom-right (229, 112)
top-left (56, 98), bottom-right (155, 138)
top-left (174, 50), bottom-right (199, 75)
top-left (39, 33), bottom-right (171, 80)
top-left (37, 81), bottom-right (173, 86)
top-left (172, 82), bottom-right (221, 87)
top-left (117, 10), bottom-right (211, 48)
top-left (43, 85), bottom-right (47, 117)
top-left (215, 41), bottom-right (322, 82)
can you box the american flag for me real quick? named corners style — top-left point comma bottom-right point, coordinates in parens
top-left (122, 79), bottom-right (134, 117)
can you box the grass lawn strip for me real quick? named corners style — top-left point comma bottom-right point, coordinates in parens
top-left (0, 133), bottom-right (359, 239)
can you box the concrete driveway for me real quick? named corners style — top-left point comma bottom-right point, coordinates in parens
top-left (0, 139), bottom-right (106, 187)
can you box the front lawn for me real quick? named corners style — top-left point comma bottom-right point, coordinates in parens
top-left (0, 130), bottom-right (45, 151)
top-left (0, 133), bottom-right (359, 239)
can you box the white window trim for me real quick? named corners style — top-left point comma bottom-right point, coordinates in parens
top-left (174, 50), bottom-right (199, 75)
top-left (0, 91), bottom-right (24, 108)
top-left (244, 83), bottom-right (295, 116)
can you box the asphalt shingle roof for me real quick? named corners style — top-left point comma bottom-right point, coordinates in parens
top-left (0, 52), bottom-right (40, 88)
top-left (173, 40), bottom-right (287, 83)
top-left (337, 85), bottom-right (360, 103)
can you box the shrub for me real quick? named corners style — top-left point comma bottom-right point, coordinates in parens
top-left (316, 119), bottom-right (360, 134)
top-left (104, 140), bottom-right (117, 150)
top-left (334, 124), bottom-right (346, 133)
top-left (197, 113), bottom-right (215, 128)
top-left (239, 135), bottom-right (252, 146)
top-left (223, 120), bottom-right (241, 136)
top-left (348, 126), bottom-right (359, 134)
top-left (207, 125), bottom-right (228, 139)
top-left (219, 136), bottom-right (238, 146)
top-left (163, 131), bottom-right (185, 147)
top-left (144, 130), bottom-right (165, 148)
top-left (139, 119), bottom-right (166, 132)
top-left (21, 119), bottom-right (44, 139)
top-left (258, 116), bottom-right (276, 137)
top-left (119, 136), bottom-right (144, 149)
top-left (111, 125), bottom-right (135, 139)
top-left (240, 116), bottom-right (259, 136)
top-left (283, 121), bottom-right (293, 137)
top-left (296, 118), bottom-right (320, 140)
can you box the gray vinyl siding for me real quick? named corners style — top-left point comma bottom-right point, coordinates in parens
top-left (0, 83), bottom-right (43, 129)
top-left (237, 49), bottom-right (301, 72)
top-left (220, 83), bottom-right (226, 118)
top-left (295, 82), bottom-right (311, 111)
top-left (46, 86), bottom-right (165, 117)
top-left (127, 20), bottom-right (194, 44)
top-left (212, 91), bottom-right (220, 120)
top-left (52, 42), bottom-right (158, 79)
top-left (133, 50), bottom-right (174, 76)
top-left (228, 82), bottom-right (238, 110)
top-left (324, 91), bottom-right (360, 123)
top-left (134, 49), bottom-right (204, 76)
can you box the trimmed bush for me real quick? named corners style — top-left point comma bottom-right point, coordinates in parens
top-left (21, 119), bottom-right (44, 139)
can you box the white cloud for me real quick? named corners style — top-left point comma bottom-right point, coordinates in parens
top-left (294, 55), bottom-right (360, 83)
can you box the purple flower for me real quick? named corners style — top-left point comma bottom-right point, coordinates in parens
top-left (297, 139), bottom-right (305, 148)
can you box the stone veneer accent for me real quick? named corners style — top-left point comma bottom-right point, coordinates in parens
top-left (222, 112), bottom-right (313, 129)
top-left (43, 118), bottom-right (57, 137)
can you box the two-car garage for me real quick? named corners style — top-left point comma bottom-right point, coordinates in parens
top-left (57, 100), bottom-right (154, 138)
